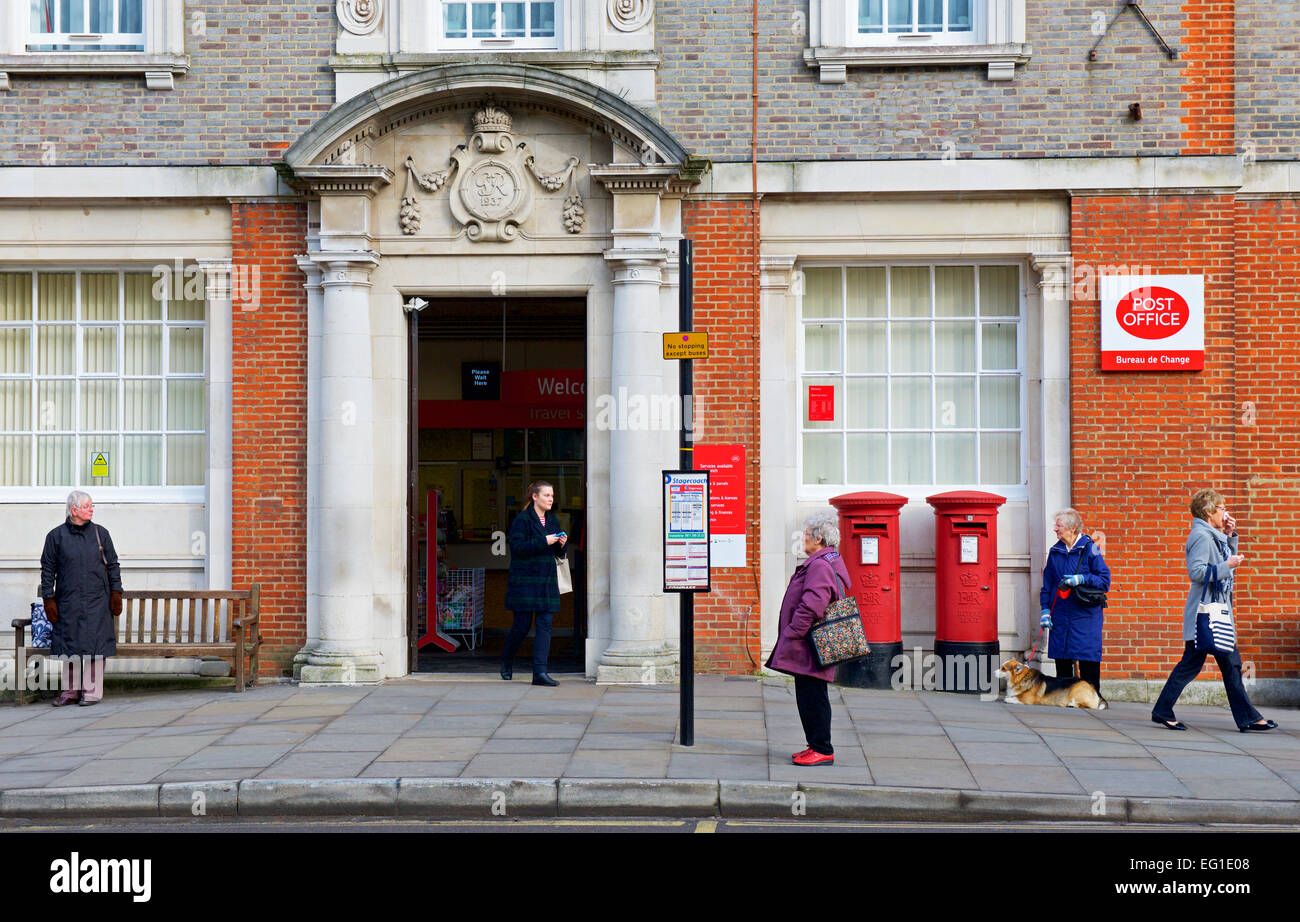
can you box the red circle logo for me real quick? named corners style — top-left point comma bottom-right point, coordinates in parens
top-left (1116, 286), bottom-right (1189, 340)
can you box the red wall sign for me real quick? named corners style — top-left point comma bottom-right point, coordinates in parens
top-left (808, 385), bottom-right (835, 421)
top-left (694, 444), bottom-right (747, 568)
top-left (420, 368), bottom-right (585, 428)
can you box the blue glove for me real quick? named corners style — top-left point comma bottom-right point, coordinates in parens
top-left (1059, 574), bottom-right (1084, 588)
top-left (1039, 609), bottom-right (1052, 629)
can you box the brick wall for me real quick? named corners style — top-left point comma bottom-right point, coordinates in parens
top-left (684, 199), bottom-right (762, 673)
top-left (0, 2), bottom-right (334, 165)
top-left (1235, 0), bottom-right (1300, 159)
top-left (230, 202), bottom-right (308, 676)
top-left (1070, 193), bottom-right (1300, 681)
top-left (1179, 0), bottom-right (1235, 154)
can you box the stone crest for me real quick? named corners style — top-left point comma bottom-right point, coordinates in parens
top-left (401, 105), bottom-right (583, 242)
top-left (337, 0), bottom-right (382, 34)
top-left (608, 0), bottom-right (653, 32)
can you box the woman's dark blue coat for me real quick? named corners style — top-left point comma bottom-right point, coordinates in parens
top-left (1040, 533), bottom-right (1111, 661)
top-left (504, 507), bottom-right (566, 614)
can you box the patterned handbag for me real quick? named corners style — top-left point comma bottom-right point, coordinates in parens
top-left (808, 566), bottom-right (871, 669)
top-left (1194, 564), bottom-right (1236, 655)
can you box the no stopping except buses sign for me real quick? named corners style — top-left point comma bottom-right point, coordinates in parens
top-left (1100, 275), bottom-right (1204, 371)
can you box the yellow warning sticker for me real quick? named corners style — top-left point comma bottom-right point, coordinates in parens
top-left (90, 453), bottom-right (109, 478)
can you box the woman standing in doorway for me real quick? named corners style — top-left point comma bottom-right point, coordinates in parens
top-left (501, 481), bottom-right (568, 686)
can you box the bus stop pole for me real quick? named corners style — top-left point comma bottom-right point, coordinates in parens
top-left (679, 237), bottom-right (694, 747)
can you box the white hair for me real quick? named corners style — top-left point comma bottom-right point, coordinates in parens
top-left (803, 511), bottom-right (840, 548)
top-left (1053, 507), bottom-right (1083, 533)
top-left (66, 491), bottom-right (92, 517)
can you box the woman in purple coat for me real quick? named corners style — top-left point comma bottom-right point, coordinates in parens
top-left (766, 512), bottom-right (851, 766)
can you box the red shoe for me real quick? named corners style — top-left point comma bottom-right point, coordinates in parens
top-left (792, 749), bottom-right (834, 766)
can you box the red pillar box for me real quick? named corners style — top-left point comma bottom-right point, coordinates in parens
top-left (828, 491), bottom-right (907, 689)
top-left (926, 490), bottom-right (1006, 694)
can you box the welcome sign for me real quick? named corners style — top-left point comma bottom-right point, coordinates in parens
top-left (1100, 275), bottom-right (1205, 371)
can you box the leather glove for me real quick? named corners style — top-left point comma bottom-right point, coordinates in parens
top-left (43, 598), bottom-right (58, 623)
top-left (1058, 574), bottom-right (1084, 588)
top-left (110, 590), bottom-right (123, 618)
top-left (1039, 609), bottom-right (1052, 629)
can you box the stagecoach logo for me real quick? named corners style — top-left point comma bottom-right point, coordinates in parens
top-left (400, 104), bottom-right (583, 242)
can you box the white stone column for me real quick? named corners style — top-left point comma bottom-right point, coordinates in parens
top-left (299, 251), bottom-right (385, 684)
top-left (293, 256), bottom-right (324, 675)
top-left (197, 259), bottom-right (233, 591)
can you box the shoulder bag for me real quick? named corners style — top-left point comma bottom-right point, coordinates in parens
top-left (1069, 541), bottom-right (1108, 608)
top-left (1194, 563), bottom-right (1235, 655)
top-left (809, 565), bottom-right (871, 669)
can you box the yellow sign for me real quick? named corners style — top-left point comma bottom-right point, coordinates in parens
top-left (663, 331), bottom-right (708, 360)
top-left (90, 452), bottom-right (109, 478)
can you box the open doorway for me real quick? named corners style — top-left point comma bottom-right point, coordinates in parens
top-left (408, 297), bottom-right (587, 674)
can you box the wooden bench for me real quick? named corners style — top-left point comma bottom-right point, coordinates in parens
top-left (10, 586), bottom-right (262, 705)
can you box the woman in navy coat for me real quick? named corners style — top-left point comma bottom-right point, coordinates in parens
top-left (500, 480), bottom-right (568, 686)
top-left (1039, 508), bottom-right (1111, 692)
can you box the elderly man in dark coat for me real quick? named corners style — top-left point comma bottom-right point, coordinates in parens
top-left (40, 491), bottom-right (121, 706)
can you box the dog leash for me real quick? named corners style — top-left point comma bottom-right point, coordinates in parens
top-left (1026, 585), bottom-right (1069, 664)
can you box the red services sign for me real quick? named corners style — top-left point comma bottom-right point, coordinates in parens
top-left (1115, 287), bottom-right (1190, 339)
top-left (693, 444), bottom-right (746, 536)
top-left (808, 385), bottom-right (835, 421)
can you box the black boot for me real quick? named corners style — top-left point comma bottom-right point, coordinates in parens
top-left (500, 660), bottom-right (513, 681)
top-left (532, 672), bottom-right (558, 687)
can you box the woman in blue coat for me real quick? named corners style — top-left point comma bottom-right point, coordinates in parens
top-left (500, 481), bottom-right (568, 686)
top-left (1039, 508), bottom-right (1111, 692)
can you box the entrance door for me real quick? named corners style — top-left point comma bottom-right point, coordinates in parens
top-left (406, 298), bottom-right (587, 673)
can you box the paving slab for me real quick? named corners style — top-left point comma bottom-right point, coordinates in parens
top-left (377, 737), bottom-right (490, 762)
top-left (463, 753), bottom-right (572, 778)
top-left (52, 757), bottom-right (180, 786)
top-left (667, 753), bottom-right (769, 780)
top-left (867, 757), bottom-right (978, 789)
top-left (359, 762), bottom-right (467, 778)
top-left (954, 741), bottom-right (1064, 765)
top-left (966, 763), bottom-right (1086, 794)
top-left (174, 744), bottom-right (296, 770)
top-left (564, 749), bottom-right (671, 778)
top-left (860, 734), bottom-right (962, 759)
top-left (258, 752), bottom-right (379, 779)
top-left (1068, 769), bottom-right (1193, 798)
top-left (102, 734), bottom-right (224, 759)
top-left (294, 732), bottom-right (402, 752)
top-left (480, 737), bottom-right (580, 754)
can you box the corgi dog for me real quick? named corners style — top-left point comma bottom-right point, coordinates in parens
top-left (996, 658), bottom-right (1108, 709)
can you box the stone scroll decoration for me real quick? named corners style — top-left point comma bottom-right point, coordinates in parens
top-left (608, 0), bottom-right (653, 32)
top-left (400, 105), bottom-right (584, 241)
top-left (337, 0), bottom-right (383, 34)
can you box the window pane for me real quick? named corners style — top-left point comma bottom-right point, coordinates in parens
top-left (803, 433), bottom-right (843, 485)
top-left (472, 2), bottom-right (496, 36)
top-left (934, 266), bottom-right (974, 316)
top-left (89, 0), bottom-right (114, 32)
top-left (934, 376), bottom-right (975, 428)
top-left (981, 432), bottom-right (1020, 484)
top-left (38, 273), bottom-right (75, 322)
top-left (531, 2), bottom-right (555, 36)
top-left (31, 1), bottom-right (55, 34)
top-left (949, 0), bottom-right (972, 31)
top-left (980, 376), bottom-right (1019, 428)
top-left (82, 272), bottom-right (118, 322)
top-left (37, 434), bottom-right (73, 486)
top-left (167, 379), bottom-right (205, 430)
top-left (802, 267), bottom-right (841, 319)
top-left (0, 436), bottom-right (30, 485)
top-left (887, 0), bottom-right (912, 31)
top-left (36, 380), bottom-right (73, 430)
top-left (83, 326), bottom-right (118, 374)
top-left (120, 0), bottom-right (143, 32)
top-left (858, 0), bottom-right (883, 32)
top-left (0, 272), bottom-right (32, 322)
top-left (846, 267), bottom-right (886, 318)
top-left (502, 2), bottom-right (525, 36)
top-left (0, 329), bottom-right (30, 374)
top-left (169, 327), bottom-right (204, 374)
top-left (891, 433), bottom-right (931, 483)
top-left (845, 377), bottom-right (886, 428)
top-left (935, 321), bottom-right (974, 372)
top-left (124, 272), bottom-right (162, 321)
top-left (802, 377), bottom-right (840, 429)
top-left (80, 379), bottom-right (118, 430)
top-left (0, 381), bottom-right (31, 431)
top-left (124, 325), bottom-right (162, 375)
top-left (891, 322), bottom-right (930, 372)
top-left (81, 439), bottom-right (117, 486)
top-left (124, 379), bottom-right (161, 430)
top-left (444, 2), bottom-right (467, 37)
top-left (918, 0), bottom-right (943, 32)
top-left (981, 322), bottom-right (1017, 370)
top-left (890, 267), bottom-right (929, 317)
top-left (936, 432), bottom-right (977, 483)
top-left (167, 434), bottom-right (205, 485)
top-left (122, 434), bottom-right (161, 485)
top-left (846, 322), bottom-right (885, 372)
top-left (891, 377), bottom-right (931, 428)
top-left (804, 323), bottom-right (841, 373)
top-left (979, 266), bottom-right (1019, 316)
top-left (64, 0), bottom-right (85, 33)
top-left (847, 433), bottom-right (887, 483)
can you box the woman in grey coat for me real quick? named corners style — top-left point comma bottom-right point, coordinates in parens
top-left (1151, 489), bottom-right (1277, 732)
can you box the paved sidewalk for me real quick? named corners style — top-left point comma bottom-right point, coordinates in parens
top-left (0, 675), bottom-right (1296, 823)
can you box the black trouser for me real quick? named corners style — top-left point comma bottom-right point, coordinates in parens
top-left (1153, 640), bottom-right (1263, 729)
top-left (502, 610), bottom-right (553, 673)
top-left (1053, 658), bottom-right (1101, 693)
top-left (794, 674), bottom-right (833, 755)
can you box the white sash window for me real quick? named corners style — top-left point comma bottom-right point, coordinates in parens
top-left (28, 0), bottom-right (145, 52)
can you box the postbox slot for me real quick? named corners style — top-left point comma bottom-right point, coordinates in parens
top-left (854, 522), bottom-right (888, 532)
top-left (951, 522), bottom-right (987, 532)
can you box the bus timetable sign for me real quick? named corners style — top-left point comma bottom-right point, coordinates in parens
top-left (1100, 275), bottom-right (1204, 371)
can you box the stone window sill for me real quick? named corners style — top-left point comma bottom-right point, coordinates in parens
top-left (329, 50), bottom-right (660, 73)
top-left (803, 43), bottom-right (1032, 83)
top-left (0, 53), bottom-right (190, 90)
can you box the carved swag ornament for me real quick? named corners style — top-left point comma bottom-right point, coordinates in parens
top-left (401, 105), bottom-right (583, 241)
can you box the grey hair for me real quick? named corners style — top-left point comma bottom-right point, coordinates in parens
top-left (1190, 488), bottom-right (1224, 521)
top-left (66, 490), bottom-right (92, 517)
top-left (1053, 508), bottom-right (1083, 533)
top-left (803, 511), bottom-right (840, 548)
